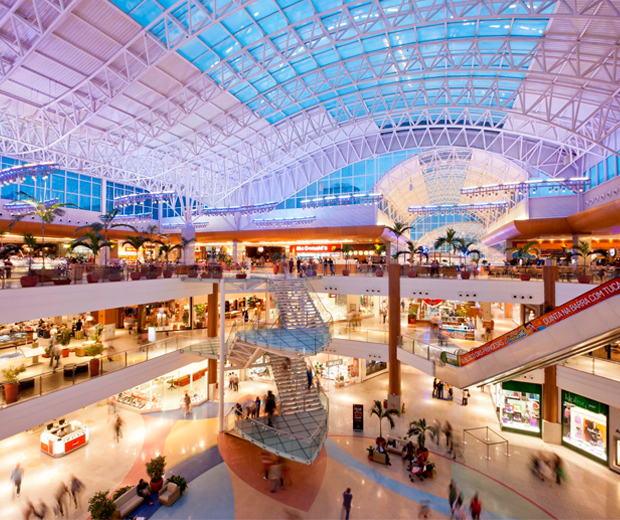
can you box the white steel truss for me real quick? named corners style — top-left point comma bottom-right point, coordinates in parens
top-left (0, 0), bottom-right (617, 206)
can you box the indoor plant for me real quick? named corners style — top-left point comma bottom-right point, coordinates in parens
top-left (505, 241), bottom-right (540, 281)
top-left (107, 264), bottom-right (122, 282)
top-left (574, 240), bottom-right (606, 284)
top-left (1, 364), bottom-right (26, 404)
top-left (335, 244), bottom-right (354, 275)
top-left (369, 399), bottom-right (400, 438)
top-left (87, 490), bottom-right (117, 520)
top-left (385, 221), bottom-right (412, 261)
top-left (52, 263), bottom-right (72, 285)
top-left (166, 475), bottom-right (188, 495)
top-left (146, 454), bottom-right (167, 493)
top-left (406, 418), bottom-right (436, 450)
top-left (70, 231), bottom-right (112, 282)
top-left (373, 243), bottom-right (386, 276)
top-left (17, 233), bottom-right (40, 287)
top-left (434, 228), bottom-right (462, 266)
top-left (86, 339), bottom-right (104, 377)
top-left (57, 328), bottom-right (72, 357)
top-left (112, 486), bottom-right (133, 501)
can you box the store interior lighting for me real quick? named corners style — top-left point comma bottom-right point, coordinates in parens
top-left (253, 216), bottom-right (317, 227)
top-left (0, 162), bottom-right (56, 186)
top-left (300, 192), bottom-right (383, 208)
top-left (408, 201), bottom-right (508, 216)
top-left (201, 201), bottom-right (278, 217)
top-left (461, 177), bottom-right (590, 197)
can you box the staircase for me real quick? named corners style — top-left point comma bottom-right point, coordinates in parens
top-left (226, 271), bottom-right (331, 464)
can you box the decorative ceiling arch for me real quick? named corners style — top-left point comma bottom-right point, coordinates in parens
top-left (0, 0), bottom-right (618, 207)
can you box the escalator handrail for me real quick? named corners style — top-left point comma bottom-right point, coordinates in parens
top-left (449, 277), bottom-right (620, 368)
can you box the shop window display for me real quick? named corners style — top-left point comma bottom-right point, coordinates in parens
top-left (313, 354), bottom-right (360, 389)
top-left (562, 391), bottom-right (608, 462)
top-left (494, 382), bottom-right (541, 436)
top-left (366, 360), bottom-right (387, 376)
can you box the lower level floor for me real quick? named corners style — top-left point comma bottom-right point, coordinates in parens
top-left (1, 364), bottom-right (619, 520)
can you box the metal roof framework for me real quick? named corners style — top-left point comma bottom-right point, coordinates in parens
top-left (0, 0), bottom-right (618, 208)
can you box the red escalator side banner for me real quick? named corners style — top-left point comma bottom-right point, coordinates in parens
top-left (459, 278), bottom-right (620, 367)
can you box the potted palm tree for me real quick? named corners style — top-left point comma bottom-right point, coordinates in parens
top-left (369, 399), bottom-right (400, 439)
top-left (175, 237), bottom-right (196, 274)
top-left (8, 193), bottom-right (75, 278)
top-left (124, 235), bottom-right (148, 279)
top-left (156, 235), bottom-right (181, 278)
top-left (52, 262), bottom-right (71, 285)
top-left (373, 243), bottom-right (386, 276)
top-left (434, 228), bottom-right (462, 276)
top-left (457, 240), bottom-right (480, 280)
top-left (336, 244), bottom-right (354, 275)
top-left (1, 364), bottom-right (26, 404)
top-left (505, 241), bottom-right (540, 281)
top-left (406, 418), bottom-right (437, 450)
top-left (385, 222), bottom-right (412, 262)
top-left (574, 240), bottom-right (606, 283)
top-left (73, 209), bottom-right (138, 265)
top-left (396, 240), bottom-right (424, 277)
top-left (17, 233), bottom-right (41, 287)
top-left (70, 232), bottom-right (112, 283)
top-left (146, 455), bottom-right (167, 493)
top-left (86, 342), bottom-right (104, 377)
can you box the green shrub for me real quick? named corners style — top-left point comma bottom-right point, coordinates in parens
top-left (112, 486), bottom-right (132, 501)
top-left (146, 455), bottom-right (167, 482)
top-left (88, 491), bottom-right (117, 520)
top-left (166, 475), bottom-right (188, 495)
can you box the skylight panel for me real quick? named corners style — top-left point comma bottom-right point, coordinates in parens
top-left (284, 1), bottom-right (314, 23)
top-left (336, 41), bottom-right (364, 59)
top-left (479, 20), bottom-right (511, 36)
top-left (313, 49), bottom-right (339, 66)
top-left (418, 25), bottom-right (445, 43)
top-left (257, 12), bottom-right (288, 32)
top-left (199, 25), bottom-right (228, 47)
top-left (236, 24), bottom-right (263, 46)
top-left (179, 39), bottom-right (209, 61)
top-left (247, 0), bottom-right (279, 21)
top-left (361, 35), bottom-right (390, 52)
top-left (213, 38), bottom-right (241, 58)
top-left (447, 21), bottom-right (477, 39)
top-left (221, 10), bottom-right (253, 34)
top-left (511, 19), bottom-right (548, 37)
top-left (291, 57), bottom-right (318, 74)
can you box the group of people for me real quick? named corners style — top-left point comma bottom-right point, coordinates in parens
top-left (402, 441), bottom-right (433, 481)
top-left (228, 373), bottom-right (240, 391)
top-left (531, 452), bottom-right (565, 484)
top-left (12, 462), bottom-right (85, 519)
top-left (449, 480), bottom-right (482, 520)
top-left (234, 391), bottom-right (278, 426)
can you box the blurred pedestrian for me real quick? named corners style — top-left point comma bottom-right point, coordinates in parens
top-left (70, 475), bottom-right (85, 509)
top-left (261, 452), bottom-right (273, 480)
top-left (342, 487), bottom-right (353, 520)
top-left (553, 454), bottom-right (565, 485)
top-left (11, 462), bottom-right (23, 497)
top-left (269, 458), bottom-right (284, 493)
top-left (448, 480), bottom-right (457, 517)
top-left (306, 365), bottom-right (313, 390)
top-left (433, 419), bottom-right (441, 445)
top-left (255, 396), bottom-right (262, 417)
top-left (183, 391), bottom-right (192, 416)
top-left (470, 492), bottom-right (482, 520)
top-left (113, 413), bottom-right (124, 443)
top-left (265, 390), bottom-right (277, 427)
top-left (54, 482), bottom-right (69, 517)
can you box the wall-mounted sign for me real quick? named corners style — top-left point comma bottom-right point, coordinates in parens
top-left (326, 359), bottom-right (343, 367)
top-left (290, 244), bottom-right (341, 254)
top-left (353, 404), bottom-right (364, 430)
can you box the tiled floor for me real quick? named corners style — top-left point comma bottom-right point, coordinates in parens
top-left (0, 360), bottom-right (618, 520)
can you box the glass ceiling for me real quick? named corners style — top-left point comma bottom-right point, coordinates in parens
top-left (109, 0), bottom-right (549, 125)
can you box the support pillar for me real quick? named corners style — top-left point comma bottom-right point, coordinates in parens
top-left (207, 285), bottom-right (218, 397)
top-left (387, 263), bottom-right (401, 409)
top-left (218, 280), bottom-right (226, 432)
top-left (542, 265), bottom-right (561, 444)
top-left (232, 239), bottom-right (238, 263)
top-left (182, 224), bottom-right (196, 264)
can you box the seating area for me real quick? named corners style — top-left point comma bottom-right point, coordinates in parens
top-left (113, 485), bottom-right (142, 519)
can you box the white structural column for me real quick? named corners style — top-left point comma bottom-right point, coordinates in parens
top-left (232, 239), bottom-right (238, 262)
top-left (218, 279), bottom-right (226, 432)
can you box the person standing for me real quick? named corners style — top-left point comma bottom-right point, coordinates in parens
top-left (265, 390), bottom-right (276, 427)
top-left (470, 493), bottom-right (482, 520)
top-left (306, 365), bottom-right (313, 390)
top-left (114, 414), bottom-right (124, 443)
top-left (10, 462), bottom-right (23, 497)
top-left (342, 487), bottom-right (353, 520)
top-left (70, 475), bottom-right (85, 509)
top-left (433, 419), bottom-right (441, 445)
top-left (296, 257), bottom-right (302, 273)
top-left (255, 396), bottom-right (262, 417)
top-left (183, 392), bottom-right (192, 416)
top-left (323, 257), bottom-right (328, 276)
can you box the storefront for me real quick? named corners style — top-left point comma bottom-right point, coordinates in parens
top-left (492, 381), bottom-right (541, 436)
top-left (562, 390), bottom-right (609, 463)
top-left (311, 353), bottom-right (361, 390)
top-left (113, 360), bottom-right (211, 413)
top-left (246, 355), bottom-right (274, 382)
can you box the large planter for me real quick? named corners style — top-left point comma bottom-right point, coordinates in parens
top-left (163, 269), bottom-right (173, 279)
top-left (408, 270), bottom-right (417, 278)
top-left (443, 268), bottom-right (458, 278)
top-left (4, 383), bottom-right (19, 404)
top-left (150, 479), bottom-right (164, 493)
top-left (53, 278), bottom-right (71, 285)
top-left (408, 316), bottom-right (416, 324)
top-left (20, 275), bottom-right (38, 288)
top-left (520, 273), bottom-right (531, 281)
top-left (342, 269), bottom-right (350, 277)
top-left (146, 273), bottom-right (158, 280)
top-left (86, 273), bottom-right (100, 284)
top-left (175, 265), bottom-right (189, 275)
top-left (130, 272), bottom-right (143, 281)
top-left (460, 271), bottom-right (471, 280)
top-left (62, 348), bottom-right (69, 358)
top-left (578, 275), bottom-right (592, 284)
top-left (108, 275), bottom-right (122, 282)
top-left (236, 273), bottom-right (247, 279)
top-left (272, 264), bottom-right (279, 275)
top-left (89, 358), bottom-right (100, 377)
top-left (375, 269), bottom-right (384, 277)
top-left (200, 272), bottom-right (210, 279)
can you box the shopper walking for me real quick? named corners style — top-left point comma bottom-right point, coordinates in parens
top-left (329, 258), bottom-right (335, 275)
top-left (433, 419), bottom-right (441, 445)
top-left (269, 458), bottom-right (284, 493)
top-left (113, 413), bottom-right (124, 443)
top-left (265, 390), bottom-right (277, 427)
top-left (342, 488), bottom-right (353, 520)
top-left (183, 392), bottom-right (192, 416)
top-left (470, 492), bottom-right (482, 520)
top-left (306, 365), bottom-right (313, 390)
top-left (70, 475), bottom-right (85, 509)
top-left (53, 482), bottom-right (69, 517)
top-left (448, 480), bottom-right (458, 517)
top-left (10, 462), bottom-right (23, 497)
top-left (255, 396), bottom-right (262, 417)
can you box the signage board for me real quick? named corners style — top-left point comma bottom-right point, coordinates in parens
top-left (326, 359), bottom-right (343, 367)
top-left (290, 244), bottom-right (341, 254)
top-left (353, 404), bottom-right (364, 431)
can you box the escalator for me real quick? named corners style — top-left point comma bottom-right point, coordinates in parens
top-left (435, 278), bottom-right (620, 388)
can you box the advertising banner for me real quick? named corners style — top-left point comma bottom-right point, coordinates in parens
top-left (459, 278), bottom-right (620, 366)
top-left (353, 404), bottom-right (364, 430)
